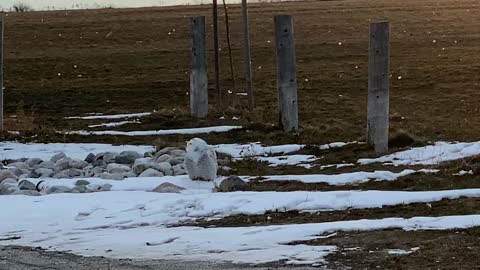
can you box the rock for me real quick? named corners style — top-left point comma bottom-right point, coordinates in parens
top-left (25, 158), bottom-right (43, 168)
top-left (0, 178), bottom-right (18, 186)
top-left (103, 152), bottom-right (117, 163)
top-left (12, 190), bottom-right (41, 196)
top-left (100, 184), bottom-right (112, 192)
top-left (33, 168), bottom-right (54, 178)
top-left (154, 147), bottom-right (179, 159)
top-left (217, 176), bottom-right (248, 192)
top-left (144, 152), bottom-right (153, 158)
top-left (72, 185), bottom-right (88, 193)
top-left (115, 151), bottom-right (142, 164)
top-left (18, 179), bottom-right (37, 190)
top-left (98, 173), bottom-right (125, 180)
top-left (123, 172), bottom-right (137, 178)
top-left (0, 170), bottom-right (18, 182)
top-left (169, 158), bottom-right (183, 166)
top-left (92, 159), bottom-right (107, 169)
top-left (0, 180), bottom-right (19, 195)
top-left (75, 179), bottom-right (90, 186)
top-left (89, 167), bottom-right (105, 177)
top-left (7, 162), bottom-right (30, 171)
top-left (84, 153), bottom-right (96, 163)
top-left (9, 168), bottom-right (25, 177)
top-left (46, 185), bottom-right (72, 194)
top-left (106, 163), bottom-right (131, 174)
top-left (50, 152), bottom-right (67, 163)
top-left (132, 161), bottom-right (162, 175)
top-left (139, 168), bottom-right (164, 177)
top-left (217, 159), bottom-right (230, 166)
top-left (152, 182), bottom-right (185, 193)
top-left (170, 149), bottom-right (186, 157)
top-left (158, 162), bottom-right (173, 176)
top-left (54, 157), bottom-right (73, 172)
top-left (54, 168), bottom-right (83, 178)
top-left (27, 170), bottom-right (40, 178)
top-left (69, 159), bottom-right (89, 170)
top-left (33, 161), bottom-right (55, 170)
top-left (172, 164), bottom-right (186, 176)
top-left (156, 154), bottom-right (173, 163)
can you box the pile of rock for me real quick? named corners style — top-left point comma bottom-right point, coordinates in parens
top-left (0, 147), bottom-right (188, 195)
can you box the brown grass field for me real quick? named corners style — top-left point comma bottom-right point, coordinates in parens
top-left (2, 0), bottom-right (480, 268)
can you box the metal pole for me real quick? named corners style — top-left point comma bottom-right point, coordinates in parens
top-left (242, 0), bottom-right (254, 109)
top-left (0, 20), bottom-right (4, 131)
top-left (213, 0), bottom-right (221, 106)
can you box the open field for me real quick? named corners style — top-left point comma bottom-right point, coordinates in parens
top-left (2, 0), bottom-right (480, 269)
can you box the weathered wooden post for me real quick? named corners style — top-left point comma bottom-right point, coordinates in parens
top-left (274, 15), bottom-right (298, 132)
top-left (367, 21), bottom-right (390, 154)
top-left (190, 16), bottom-right (208, 118)
top-left (0, 20), bottom-right (4, 131)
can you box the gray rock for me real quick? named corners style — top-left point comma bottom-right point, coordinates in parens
top-left (50, 152), bottom-right (67, 163)
top-left (12, 190), bottom-right (41, 196)
top-left (98, 173), bottom-right (125, 180)
top-left (92, 159), bottom-right (107, 169)
top-left (72, 185), bottom-right (88, 193)
top-left (0, 180), bottom-right (19, 195)
top-left (0, 178), bottom-right (18, 186)
top-left (103, 152), bottom-right (117, 163)
top-left (89, 166), bottom-right (105, 177)
top-left (156, 154), bottom-right (173, 163)
top-left (169, 158), bottom-right (183, 166)
top-left (18, 179), bottom-right (37, 190)
top-left (54, 168), bottom-right (83, 178)
top-left (33, 160), bottom-right (55, 170)
top-left (139, 168), bottom-right (164, 177)
top-left (46, 185), bottom-right (72, 194)
top-left (106, 163), bottom-right (131, 174)
top-left (84, 153), bottom-right (96, 163)
top-left (33, 168), bottom-right (54, 178)
top-left (7, 162), bottom-right (30, 171)
top-left (9, 168), bottom-right (25, 177)
top-left (100, 183), bottom-right (112, 192)
top-left (54, 157), bottom-right (73, 172)
top-left (70, 159), bottom-right (89, 170)
top-left (170, 149), bottom-right (186, 157)
top-left (152, 182), bottom-right (185, 193)
top-left (122, 171), bottom-right (137, 178)
top-left (144, 152), bottom-right (153, 158)
top-left (27, 170), bottom-right (41, 178)
top-left (173, 164), bottom-right (186, 176)
top-left (217, 176), bottom-right (248, 192)
top-left (158, 162), bottom-right (173, 176)
top-left (25, 158), bottom-right (43, 168)
top-left (154, 147), bottom-right (179, 158)
top-left (75, 179), bottom-right (90, 186)
top-left (0, 170), bottom-right (18, 182)
top-left (115, 151), bottom-right (142, 164)
top-left (132, 161), bottom-right (162, 175)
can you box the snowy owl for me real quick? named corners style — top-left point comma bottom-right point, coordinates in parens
top-left (184, 138), bottom-right (218, 181)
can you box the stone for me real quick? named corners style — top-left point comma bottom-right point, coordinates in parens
top-left (98, 173), bottom-right (125, 180)
top-left (25, 158), bottom-right (43, 168)
top-left (156, 154), bottom-right (173, 163)
top-left (106, 163), bottom-right (131, 174)
top-left (173, 164), bottom-right (186, 176)
top-left (115, 151), bottom-right (142, 164)
top-left (8, 168), bottom-right (25, 177)
top-left (7, 162), bottom-right (30, 171)
top-left (0, 178), bottom-right (18, 186)
top-left (54, 168), bottom-right (83, 178)
top-left (103, 152), bottom-right (117, 163)
top-left (89, 166), bottom-right (105, 177)
top-left (84, 153), bottom-right (96, 163)
top-left (54, 157), bottom-right (73, 172)
top-left (33, 168), bottom-right (54, 178)
top-left (158, 162), bottom-right (173, 176)
top-left (69, 159), bottom-right (89, 170)
top-left (122, 172), bottom-right (137, 178)
top-left (92, 159), bottom-right (107, 169)
top-left (27, 170), bottom-right (40, 178)
top-left (154, 147), bottom-right (179, 159)
top-left (217, 176), bottom-right (249, 192)
top-left (152, 182), bottom-right (185, 193)
top-left (75, 179), bottom-right (90, 186)
top-left (0, 180), bottom-right (19, 195)
top-left (33, 161), bottom-right (55, 170)
top-left (169, 158), bottom-right (183, 166)
top-left (170, 149), bottom-right (186, 157)
top-left (18, 179), bottom-right (37, 190)
top-left (46, 185), bottom-right (72, 194)
top-left (132, 161), bottom-right (162, 175)
top-left (50, 152), bottom-right (67, 163)
top-left (0, 170), bottom-right (18, 182)
top-left (217, 159), bottom-right (230, 166)
top-left (139, 168), bottom-right (164, 177)
top-left (100, 184), bottom-right (112, 192)
top-left (144, 152), bottom-right (153, 158)
top-left (12, 190), bottom-right (41, 196)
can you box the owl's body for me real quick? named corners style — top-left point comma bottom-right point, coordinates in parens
top-left (184, 138), bottom-right (218, 181)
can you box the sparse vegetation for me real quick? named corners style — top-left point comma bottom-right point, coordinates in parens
top-left (11, 2), bottom-right (33, 12)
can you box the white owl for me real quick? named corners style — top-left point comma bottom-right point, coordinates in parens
top-left (184, 138), bottom-right (218, 181)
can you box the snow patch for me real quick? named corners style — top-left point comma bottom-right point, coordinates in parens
top-left (64, 126), bottom-right (243, 136)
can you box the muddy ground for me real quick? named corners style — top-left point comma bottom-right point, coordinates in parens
top-left (2, 0), bottom-right (480, 269)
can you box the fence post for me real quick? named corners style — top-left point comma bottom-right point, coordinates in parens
top-left (367, 21), bottom-right (390, 154)
top-left (242, 0), bottom-right (254, 109)
top-left (0, 20), bottom-right (3, 131)
top-left (274, 15), bottom-right (298, 132)
top-left (190, 16), bottom-right (208, 118)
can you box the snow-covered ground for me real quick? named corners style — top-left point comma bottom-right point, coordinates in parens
top-left (66, 112), bottom-right (152, 120)
top-left (0, 142), bottom-right (154, 160)
top-left (65, 126), bottom-right (243, 136)
top-left (88, 120), bottom-right (141, 128)
top-left (2, 140), bottom-right (480, 265)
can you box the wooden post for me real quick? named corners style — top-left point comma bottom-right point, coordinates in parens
top-left (0, 20), bottom-right (3, 131)
top-left (213, 0), bottom-right (221, 106)
top-left (241, 0), bottom-right (254, 109)
top-left (367, 21), bottom-right (390, 154)
top-left (274, 15), bottom-right (298, 132)
top-left (222, 0), bottom-right (236, 99)
top-left (190, 16), bottom-right (208, 118)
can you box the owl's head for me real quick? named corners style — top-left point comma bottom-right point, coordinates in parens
top-left (186, 137), bottom-right (209, 152)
